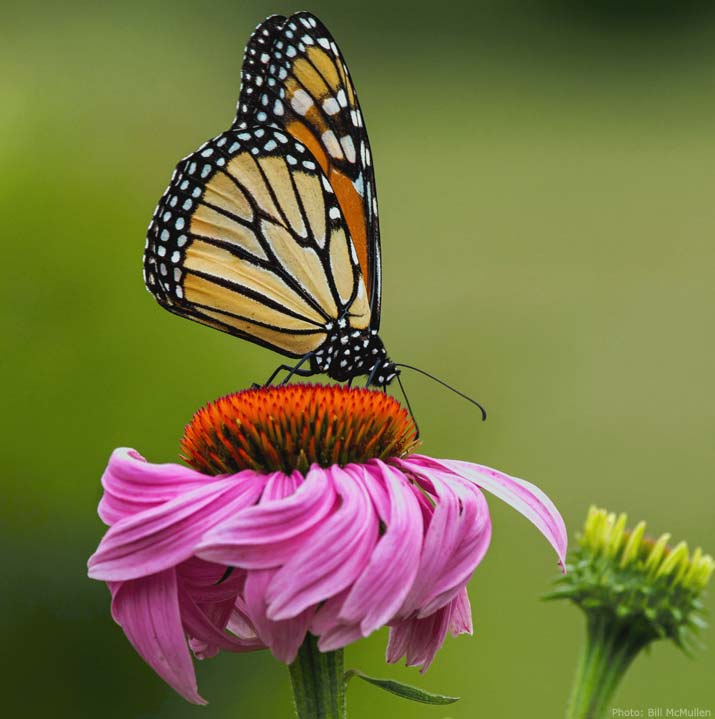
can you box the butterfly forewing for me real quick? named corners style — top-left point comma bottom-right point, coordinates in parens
top-left (233, 12), bottom-right (382, 328)
top-left (143, 125), bottom-right (371, 358)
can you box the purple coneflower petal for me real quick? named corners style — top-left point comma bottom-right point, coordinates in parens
top-left (266, 465), bottom-right (378, 620)
top-left (221, 472), bottom-right (316, 663)
top-left (98, 448), bottom-right (212, 526)
top-left (175, 558), bottom-right (263, 658)
top-left (387, 590), bottom-right (473, 672)
top-left (337, 462), bottom-right (423, 636)
top-left (195, 467), bottom-right (336, 569)
top-left (317, 621), bottom-right (365, 652)
top-left (88, 476), bottom-right (265, 581)
top-left (400, 456), bottom-right (568, 569)
top-left (387, 601), bottom-right (452, 673)
top-left (228, 598), bottom-right (261, 641)
top-left (179, 587), bottom-right (260, 658)
top-left (448, 588), bottom-right (473, 637)
top-left (308, 588), bottom-right (365, 652)
top-left (175, 557), bottom-right (244, 604)
top-left (244, 569), bottom-right (314, 663)
top-left (398, 468), bottom-right (492, 619)
top-left (110, 569), bottom-right (205, 705)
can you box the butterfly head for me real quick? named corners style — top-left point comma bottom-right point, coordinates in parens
top-left (311, 326), bottom-right (398, 388)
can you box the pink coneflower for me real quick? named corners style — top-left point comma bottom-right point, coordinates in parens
top-left (88, 384), bottom-right (566, 706)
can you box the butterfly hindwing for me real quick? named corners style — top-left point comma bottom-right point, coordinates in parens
top-left (143, 126), bottom-right (371, 358)
top-left (233, 11), bottom-right (382, 328)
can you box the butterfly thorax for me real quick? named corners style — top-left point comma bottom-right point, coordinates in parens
top-left (311, 325), bottom-right (397, 387)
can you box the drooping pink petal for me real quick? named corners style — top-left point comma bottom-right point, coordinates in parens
top-left (265, 464), bottom-right (378, 620)
top-left (179, 587), bottom-right (263, 658)
top-left (448, 588), bottom-right (473, 637)
top-left (400, 456), bottom-right (567, 569)
top-left (318, 622), bottom-right (365, 652)
top-left (175, 558), bottom-right (264, 659)
top-left (307, 588), bottom-right (363, 652)
top-left (243, 569), bottom-right (313, 663)
top-left (309, 587), bottom-right (350, 636)
top-left (88, 475), bottom-right (265, 581)
top-left (176, 556), bottom-right (245, 604)
top-left (110, 569), bottom-right (205, 705)
top-left (98, 448), bottom-right (213, 526)
top-left (386, 603), bottom-right (452, 673)
top-left (338, 462), bottom-right (424, 635)
top-left (405, 467), bottom-right (492, 617)
top-left (228, 596), bottom-right (261, 641)
top-left (203, 467), bottom-right (314, 662)
top-left (389, 468), bottom-right (486, 619)
top-left (196, 467), bottom-right (336, 569)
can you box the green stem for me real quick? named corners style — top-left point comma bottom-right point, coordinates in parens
top-left (288, 634), bottom-right (346, 719)
top-left (566, 612), bottom-right (649, 719)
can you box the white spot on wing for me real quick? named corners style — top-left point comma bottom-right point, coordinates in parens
top-left (339, 135), bottom-right (356, 163)
top-left (352, 173), bottom-right (365, 197)
top-left (322, 97), bottom-right (340, 115)
top-left (291, 89), bottom-right (314, 115)
top-left (321, 130), bottom-right (344, 159)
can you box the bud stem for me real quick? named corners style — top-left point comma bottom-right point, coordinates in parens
top-left (566, 612), bottom-right (648, 719)
top-left (289, 634), bottom-right (346, 719)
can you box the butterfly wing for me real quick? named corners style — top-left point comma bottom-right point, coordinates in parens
top-left (143, 126), bottom-right (371, 358)
top-left (233, 12), bottom-right (383, 329)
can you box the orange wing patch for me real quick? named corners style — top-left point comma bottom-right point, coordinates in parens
top-left (285, 119), bottom-right (370, 300)
top-left (226, 11), bottom-right (382, 323)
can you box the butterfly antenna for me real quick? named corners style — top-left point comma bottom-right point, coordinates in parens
top-left (396, 372), bottom-right (420, 440)
top-left (394, 363), bottom-right (487, 421)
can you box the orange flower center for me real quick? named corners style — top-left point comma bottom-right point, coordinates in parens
top-left (181, 384), bottom-right (420, 475)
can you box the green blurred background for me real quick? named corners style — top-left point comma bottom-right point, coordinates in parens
top-left (2, 0), bottom-right (714, 715)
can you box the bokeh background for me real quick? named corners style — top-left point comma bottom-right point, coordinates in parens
top-left (3, 0), bottom-right (714, 716)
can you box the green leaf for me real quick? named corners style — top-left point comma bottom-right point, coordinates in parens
top-left (344, 669), bottom-right (460, 705)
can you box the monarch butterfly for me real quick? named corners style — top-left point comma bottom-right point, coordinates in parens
top-left (143, 12), bottom-right (486, 418)
top-left (143, 11), bottom-right (394, 387)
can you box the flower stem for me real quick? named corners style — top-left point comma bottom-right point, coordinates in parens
top-left (289, 634), bottom-right (346, 719)
top-left (566, 612), bottom-right (648, 719)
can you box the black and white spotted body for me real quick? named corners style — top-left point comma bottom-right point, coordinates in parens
top-left (311, 325), bottom-right (396, 385)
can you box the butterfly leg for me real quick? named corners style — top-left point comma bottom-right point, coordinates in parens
top-left (366, 362), bottom-right (380, 387)
top-left (260, 352), bottom-right (316, 387)
top-left (260, 364), bottom-right (295, 387)
top-left (279, 352), bottom-right (316, 385)
top-left (251, 364), bottom-right (295, 388)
